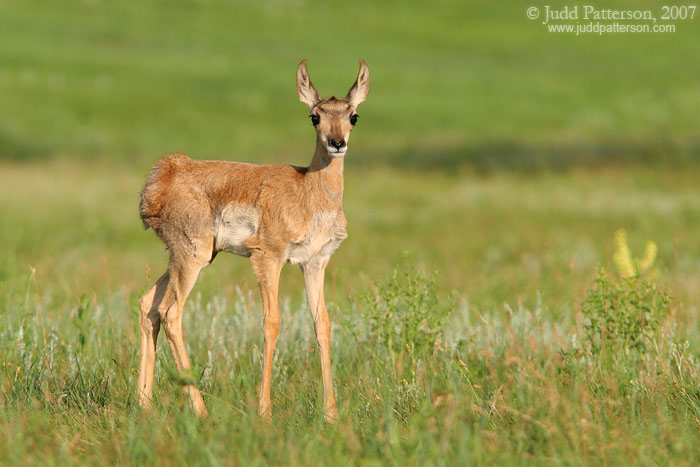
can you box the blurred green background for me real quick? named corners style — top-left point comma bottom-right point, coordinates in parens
top-left (2, 0), bottom-right (699, 308)
top-left (2, 0), bottom-right (698, 169)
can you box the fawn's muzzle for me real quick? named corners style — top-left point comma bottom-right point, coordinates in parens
top-left (328, 139), bottom-right (346, 150)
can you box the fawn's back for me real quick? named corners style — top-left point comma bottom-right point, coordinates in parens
top-left (139, 153), bottom-right (347, 265)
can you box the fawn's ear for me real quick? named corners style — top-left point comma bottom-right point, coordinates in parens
top-left (346, 60), bottom-right (369, 107)
top-left (296, 60), bottom-right (320, 109)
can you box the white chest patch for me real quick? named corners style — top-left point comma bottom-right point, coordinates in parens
top-left (284, 209), bottom-right (347, 265)
top-left (214, 204), bottom-right (260, 256)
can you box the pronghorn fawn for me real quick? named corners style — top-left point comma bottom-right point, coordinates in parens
top-left (137, 60), bottom-right (369, 422)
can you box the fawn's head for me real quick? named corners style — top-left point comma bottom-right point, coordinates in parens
top-left (296, 60), bottom-right (369, 158)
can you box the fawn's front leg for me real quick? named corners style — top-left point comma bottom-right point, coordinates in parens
top-left (252, 252), bottom-right (283, 418)
top-left (301, 259), bottom-right (337, 423)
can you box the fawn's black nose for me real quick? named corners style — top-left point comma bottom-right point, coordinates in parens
top-left (328, 139), bottom-right (346, 150)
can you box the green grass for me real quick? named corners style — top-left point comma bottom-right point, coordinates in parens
top-left (2, 0), bottom-right (700, 464)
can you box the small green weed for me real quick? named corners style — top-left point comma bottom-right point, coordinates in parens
top-left (351, 261), bottom-right (453, 379)
top-left (582, 267), bottom-right (670, 357)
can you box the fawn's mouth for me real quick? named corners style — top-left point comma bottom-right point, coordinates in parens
top-left (328, 149), bottom-right (346, 158)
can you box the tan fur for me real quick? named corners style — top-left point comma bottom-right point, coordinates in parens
top-left (136, 60), bottom-right (369, 422)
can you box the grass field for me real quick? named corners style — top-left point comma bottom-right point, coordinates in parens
top-left (2, 0), bottom-right (700, 465)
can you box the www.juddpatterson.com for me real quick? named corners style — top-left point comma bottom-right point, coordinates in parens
top-left (548, 21), bottom-right (676, 35)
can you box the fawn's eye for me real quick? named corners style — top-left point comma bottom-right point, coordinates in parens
top-left (350, 114), bottom-right (358, 126)
top-left (310, 115), bottom-right (320, 126)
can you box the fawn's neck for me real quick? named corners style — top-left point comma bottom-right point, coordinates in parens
top-left (305, 136), bottom-right (345, 206)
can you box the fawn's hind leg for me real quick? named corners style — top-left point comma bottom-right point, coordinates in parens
top-left (137, 272), bottom-right (169, 409)
top-left (137, 231), bottom-right (213, 417)
top-left (157, 251), bottom-right (212, 417)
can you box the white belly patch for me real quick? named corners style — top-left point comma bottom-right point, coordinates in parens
top-left (214, 204), bottom-right (260, 256)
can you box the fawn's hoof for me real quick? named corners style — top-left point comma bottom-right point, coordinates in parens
top-left (324, 407), bottom-right (338, 424)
